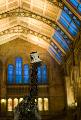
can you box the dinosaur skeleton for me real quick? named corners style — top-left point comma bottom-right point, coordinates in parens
top-left (14, 52), bottom-right (41, 120)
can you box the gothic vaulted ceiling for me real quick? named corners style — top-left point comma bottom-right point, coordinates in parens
top-left (0, 0), bottom-right (81, 64)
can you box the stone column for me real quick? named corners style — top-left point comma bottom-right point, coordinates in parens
top-left (1, 62), bottom-right (6, 98)
top-left (1, 61), bottom-right (7, 113)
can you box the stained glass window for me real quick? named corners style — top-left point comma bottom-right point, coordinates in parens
top-left (64, 6), bottom-right (81, 28)
top-left (56, 27), bottom-right (71, 46)
top-left (37, 66), bottom-right (42, 84)
top-left (59, 10), bottom-right (78, 36)
top-left (24, 64), bottom-right (29, 84)
top-left (49, 45), bottom-right (62, 63)
top-left (67, 0), bottom-right (81, 13)
top-left (52, 31), bottom-right (69, 51)
top-left (42, 65), bottom-right (47, 84)
top-left (15, 58), bottom-right (22, 84)
top-left (8, 57), bottom-right (48, 84)
top-left (37, 65), bottom-right (48, 84)
top-left (8, 64), bottom-right (14, 84)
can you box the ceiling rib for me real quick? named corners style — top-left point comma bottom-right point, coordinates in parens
top-left (0, 7), bottom-right (74, 41)
top-left (0, 8), bottom-right (57, 29)
top-left (0, 33), bottom-right (50, 50)
top-left (0, 22), bottom-right (66, 55)
top-left (0, 25), bottom-right (51, 44)
top-left (47, 0), bottom-right (63, 9)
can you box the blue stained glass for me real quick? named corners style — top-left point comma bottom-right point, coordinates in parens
top-left (64, 6), bottom-right (81, 27)
top-left (64, 6), bottom-right (69, 12)
top-left (59, 10), bottom-right (79, 36)
top-left (49, 46), bottom-right (62, 63)
top-left (68, 26), bottom-right (77, 36)
top-left (60, 16), bottom-right (69, 28)
top-left (42, 65), bottom-right (47, 84)
top-left (16, 69), bottom-right (22, 75)
top-left (16, 58), bottom-right (22, 68)
top-left (37, 66), bottom-right (42, 84)
top-left (62, 11), bottom-right (71, 23)
top-left (51, 42), bottom-right (63, 58)
top-left (16, 76), bottom-right (22, 84)
top-left (70, 0), bottom-right (78, 7)
top-left (67, 0), bottom-right (81, 13)
top-left (78, 5), bottom-right (81, 12)
top-left (8, 64), bottom-right (14, 84)
top-left (56, 27), bottom-right (71, 46)
top-left (53, 32), bottom-right (69, 51)
top-left (70, 22), bottom-right (78, 31)
top-left (24, 64), bottom-right (29, 84)
top-left (16, 57), bottom-right (22, 84)
top-left (73, 16), bottom-right (81, 27)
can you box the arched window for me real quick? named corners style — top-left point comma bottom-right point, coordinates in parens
top-left (7, 57), bottom-right (48, 85)
top-left (8, 64), bottom-right (14, 84)
top-left (37, 65), bottom-right (48, 84)
top-left (15, 58), bottom-right (22, 84)
top-left (37, 66), bottom-right (42, 84)
top-left (8, 98), bottom-right (12, 111)
top-left (42, 65), bottom-right (47, 84)
top-left (24, 64), bottom-right (29, 84)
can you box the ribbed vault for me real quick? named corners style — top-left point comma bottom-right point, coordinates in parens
top-left (0, 0), bottom-right (81, 64)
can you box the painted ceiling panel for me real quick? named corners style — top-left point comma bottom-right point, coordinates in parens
top-left (0, 0), bottom-right (18, 14)
top-left (0, 0), bottom-right (61, 21)
top-left (22, 0), bottom-right (61, 21)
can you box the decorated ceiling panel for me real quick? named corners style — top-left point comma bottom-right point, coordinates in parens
top-left (0, 0), bottom-right (81, 64)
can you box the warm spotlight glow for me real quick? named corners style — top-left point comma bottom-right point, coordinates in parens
top-left (19, 98), bottom-right (23, 103)
top-left (38, 98), bottom-right (43, 111)
top-left (44, 98), bottom-right (48, 111)
top-left (14, 98), bottom-right (18, 108)
top-left (27, 34), bottom-right (49, 49)
top-left (35, 99), bottom-right (37, 102)
top-left (75, 102), bottom-right (77, 107)
top-left (1, 99), bottom-right (6, 103)
top-left (8, 98), bottom-right (12, 111)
